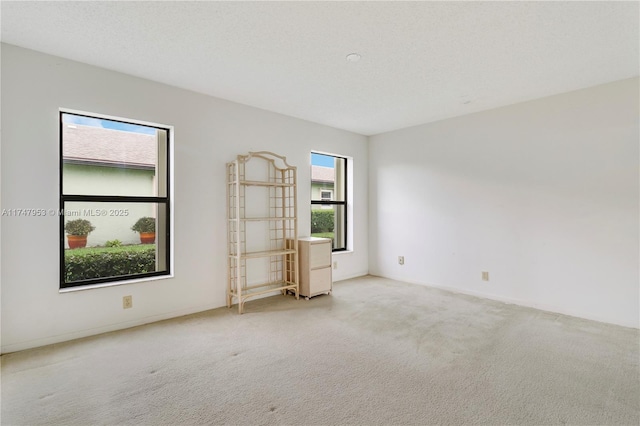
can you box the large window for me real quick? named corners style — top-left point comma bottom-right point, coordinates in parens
top-left (60, 111), bottom-right (171, 288)
top-left (311, 152), bottom-right (347, 251)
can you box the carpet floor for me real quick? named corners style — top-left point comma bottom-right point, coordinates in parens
top-left (2, 275), bottom-right (639, 425)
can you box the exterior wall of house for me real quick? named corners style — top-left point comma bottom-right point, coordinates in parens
top-left (63, 164), bottom-right (156, 247)
top-left (311, 181), bottom-right (334, 206)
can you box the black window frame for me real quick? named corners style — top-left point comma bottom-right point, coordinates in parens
top-left (59, 111), bottom-right (171, 288)
top-left (311, 153), bottom-right (348, 252)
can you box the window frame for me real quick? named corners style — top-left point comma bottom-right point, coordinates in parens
top-left (311, 152), bottom-right (348, 252)
top-left (59, 110), bottom-right (172, 289)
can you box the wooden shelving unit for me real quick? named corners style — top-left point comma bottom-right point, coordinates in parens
top-left (226, 151), bottom-right (299, 314)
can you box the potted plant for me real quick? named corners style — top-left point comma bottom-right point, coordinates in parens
top-left (65, 219), bottom-right (95, 249)
top-left (131, 217), bottom-right (156, 244)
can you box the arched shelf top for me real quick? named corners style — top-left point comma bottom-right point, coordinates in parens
top-left (238, 151), bottom-right (296, 171)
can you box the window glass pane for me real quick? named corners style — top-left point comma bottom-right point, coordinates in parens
top-left (310, 204), bottom-right (346, 250)
top-left (311, 153), bottom-right (345, 202)
top-left (63, 201), bottom-right (167, 284)
top-left (62, 113), bottom-right (166, 197)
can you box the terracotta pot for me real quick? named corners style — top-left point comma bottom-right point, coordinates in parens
top-left (139, 232), bottom-right (156, 244)
top-left (67, 235), bottom-right (88, 249)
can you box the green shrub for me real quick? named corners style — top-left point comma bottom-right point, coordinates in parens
top-left (105, 239), bottom-right (122, 247)
top-left (131, 217), bottom-right (155, 233)
top-left (65, 219), bottom-right (95, 236)
top-left (311, 209), bottom-right (334, 233)
top-left (64, 245), bottom-right (156, 282)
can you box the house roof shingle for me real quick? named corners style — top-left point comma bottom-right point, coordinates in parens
top-left (311, 165), bottom-right (334, 183)
top-left (63, 124), bottom-right (156, 168)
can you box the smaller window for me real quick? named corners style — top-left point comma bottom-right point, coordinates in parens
top-left (311, 152), bottom-right (347, 251)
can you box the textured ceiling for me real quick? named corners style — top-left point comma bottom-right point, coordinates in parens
top-left (1, 1), bottom-right (638, 135)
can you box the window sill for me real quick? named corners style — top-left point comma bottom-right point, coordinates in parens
top-left (59, 273), bottom-right (173, 293)
top-left (332, 250), bottom-right (353, 255)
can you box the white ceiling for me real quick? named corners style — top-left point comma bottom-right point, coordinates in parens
top-left (1, 1), bottom-right (638, 136)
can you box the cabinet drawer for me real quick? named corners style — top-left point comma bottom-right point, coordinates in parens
top-left (310, 267), bottom-right (332, 294)
top-left (309, 242), bottom-right (331, 269)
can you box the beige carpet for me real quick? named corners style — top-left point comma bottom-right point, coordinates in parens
top-left (2, 276), bottom-right (639, 425)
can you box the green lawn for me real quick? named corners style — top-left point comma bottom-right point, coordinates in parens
top-left (311, 232), bottom-right (334, 240)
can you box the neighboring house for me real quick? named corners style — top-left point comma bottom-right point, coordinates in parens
top-left (63, 124), bottom-right (157, 247)
top-left (311, 165), bottom-right (334, 209)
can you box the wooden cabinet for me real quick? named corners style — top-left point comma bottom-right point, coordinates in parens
top-left (298, 237), bottom-right (332, 299)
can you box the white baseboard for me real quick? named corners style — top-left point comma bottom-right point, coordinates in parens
top-left (7, 272), bottom-right (632, 354)
top-left (369, 273), bottom-right (639, 329)
top-left (334, 271), bottom-right (368, 283)
top-left (1, 303), bottom-right (219, 354)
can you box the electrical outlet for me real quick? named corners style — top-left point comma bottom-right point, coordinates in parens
top-left (398, 256), bottom-right (405, 265)
top-left (333, 261), bottom-right (338, 270)
top-left (482, 271), bottom-right (489, 281)
top-left (123, 295), bottom-right (133, 309)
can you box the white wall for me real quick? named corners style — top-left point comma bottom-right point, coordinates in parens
top-left (0, 44), bottom-right (369, 353)
top-left (369, 78), bottom-right (639, 328)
